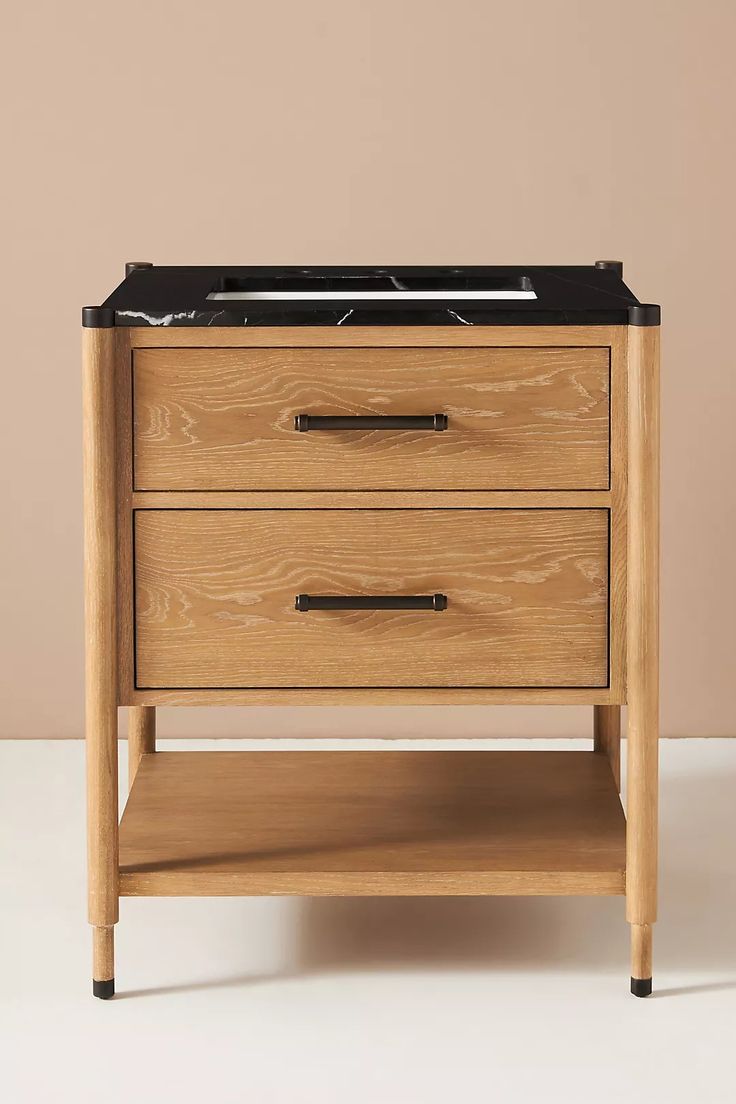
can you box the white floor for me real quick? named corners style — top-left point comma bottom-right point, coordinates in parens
top-left (1, 738), bottom-right (735, 1104)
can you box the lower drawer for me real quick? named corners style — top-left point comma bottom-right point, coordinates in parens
top-left (133, 509), bottom-right (609, 689)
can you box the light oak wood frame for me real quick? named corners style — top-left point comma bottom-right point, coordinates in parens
top-left (625, 324), bottom-right (660, 995)
top-left (83, 328), bottom-right (119, 997)
top-left (82, 319), bottom-right (659, 996)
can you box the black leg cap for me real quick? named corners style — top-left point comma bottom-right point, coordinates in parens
top-left (93, 978), bottom-right (115, 1000)
top-left (631, 977), bottom-right (652, 998)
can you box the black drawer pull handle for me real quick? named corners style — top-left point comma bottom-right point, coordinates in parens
top-left (295, 593), bottom-right (448, 612)
top-left (294, 414), bottom-right (448, 432)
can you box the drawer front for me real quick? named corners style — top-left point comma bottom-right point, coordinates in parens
top-left (134, 509), bottom-right (609, 689)
top-left (133, 347), bottom-right (609, 491)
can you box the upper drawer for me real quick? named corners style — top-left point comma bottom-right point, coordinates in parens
top-left (132, 347), bottom-right (610, 491)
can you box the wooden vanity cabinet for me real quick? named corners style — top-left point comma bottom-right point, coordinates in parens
top-left (83, 264), bottom-right (659, 999)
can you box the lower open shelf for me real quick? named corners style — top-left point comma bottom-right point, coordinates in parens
top-left (119, 751), bottom-right (625, 897)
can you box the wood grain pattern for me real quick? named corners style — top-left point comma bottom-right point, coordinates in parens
top-left (127, 325), bottom-right (619, 349)
top-left (82, 328), bottom-right (119, 937)
top-left (119, 751), bottom-right (626, 896)
top-left (594, 705), bottom-right (621, 790)
top-left (128, 706), bottom-right (155, 787)
top-left (134, 509), bottom-right (609, 689)
top-left (113, 327), bottom-right (627, 705)
top-left (626, 325), bottom-right (660, 942)
top-left (92, 926), bottom-right (114, 983)
top-left (131, 490), bottom-right (613, 510)
top-left (133, 347), bottom-right (610, 491)
top-left (125, 686), bottom-right (622, 706)
top-left (115, 328), bottom-right (136, 706)
top-left (83, 328), bottom-right (120, 992)
top-left (87, 318), bottom-right (655, 993)
top-left (631, 922), bottom-right (653, 980)
top-left (608, 326), bottom-right (628, 700)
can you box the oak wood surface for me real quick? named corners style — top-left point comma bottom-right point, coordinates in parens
top-left (114, 327), bottom-right (627, 705)
top-left (82, 328), bottom-right (119, 936)
top-left (126, 325), bottom-right (620, 348)
top-left (92, 927), bottom-right (114, 983)
top-left (119, 751), bottom-right (626, 896)
top-left (631, 922), bottom-right (653, 980)
top-left (607, 326), bottom-right (628, 700)
top-left (133, 346), bottom-right (610, 491)
top-left (86, 318), bottom-right (656, 992)
top-left (115, 330), bottom-right (137, 705)
top-left (134, 508), bottom-right (609, 689)
top-left (131, 490), bottom-right (613, 510)
top-left (594, 704), bottom-right (621, 790)
top-left (128, 706), bottom-right (156, 787)
top-left (126, 686), bottom-right (622, 706)
top-left (625, 326), bottom-right (660, 937)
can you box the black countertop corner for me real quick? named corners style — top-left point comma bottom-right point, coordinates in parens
top-left (83, 264), bottom-right (660, 328)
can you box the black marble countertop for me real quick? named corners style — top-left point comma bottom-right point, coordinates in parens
top-left (83, 264), bottom-right (659, 327)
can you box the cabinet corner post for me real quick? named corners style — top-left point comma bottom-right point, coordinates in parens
top-left (82, 325), bottom-right (119, 996)
top-left (625, 321), bottom-right (660, 995)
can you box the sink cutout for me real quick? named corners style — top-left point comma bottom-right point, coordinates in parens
top-left (206, 274), bottom-right (537, 302)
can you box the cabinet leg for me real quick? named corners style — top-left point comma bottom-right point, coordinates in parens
top-left (93, 927), bottom-right (115, 999)
top-left (625, 322), bottom-right (660, 998)
top-left (128, 706), bottom-right (156, 788)
top-left (630, 923), bottom-right (652, 997)
top-left (594, 704), bottom-right (621, 790)
top-left (84, 326), bottom-right (120, 1000)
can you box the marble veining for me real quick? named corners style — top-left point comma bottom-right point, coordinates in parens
top-left (117, 309), bottom-right (203, 327)
top-left (447, 310), bottom-right (473, 326)
top-left (97, 265), bottom-right (646, 327)
top-left (113, 307), bottom-right (488, 327)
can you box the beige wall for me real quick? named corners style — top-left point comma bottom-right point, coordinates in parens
top-left (2, 0), bottom-right (734, 738)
